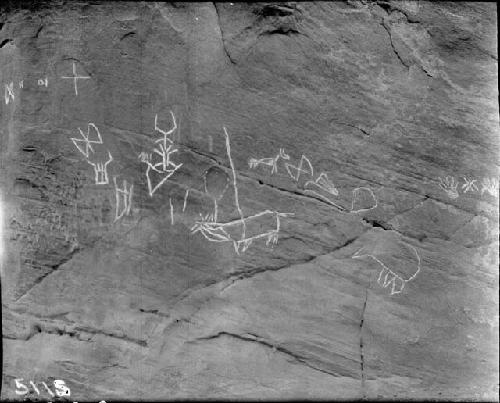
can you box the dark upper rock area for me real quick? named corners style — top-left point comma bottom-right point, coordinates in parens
top-left (1, 1), bottom-right (498, 400)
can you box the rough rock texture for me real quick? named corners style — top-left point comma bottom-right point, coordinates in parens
top-left (0, 1), bottom-right (498, 400)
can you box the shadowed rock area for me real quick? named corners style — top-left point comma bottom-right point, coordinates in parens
top-left (0, 1), bottom-right (498, 400)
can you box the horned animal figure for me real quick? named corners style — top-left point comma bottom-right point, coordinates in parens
top-left (248, 148), bottom-right (290, 174)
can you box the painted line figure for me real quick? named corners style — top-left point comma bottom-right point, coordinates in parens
top-left (37, 77), bottom-right (48, 87)
top-left (61, 61), bottom-right (90, 96)
top-left (248, 148), bottom-right (290, 174)
top-left (113, 177), bottom-right (133, 221)
top-left (461, 177), bottom-right (478, 194)
top-left (70, 122), bottom-right (113, 184)
top-left (304, 172), bottom-right (344, 210)
top-left (350, 186), bottom-right (378, 213)
top-left (480, 177), bottom-right (499, 197)
top-left (191, 127), bottom-right (293, 254)
top-left (191, 210), bottom-right (294, 254)
top-left (71, 123), bottom-right (103, 158)
top-left (285, 154), bottom-right (314, 182)
top-left (352, 233), bottom-right (421, 295)
top-left (169, 197), bottom-right (174, 225)
top-left (183, 188), bottom-right (190, 212)
top-left (4, 82), bottom-right (15, 105)
top-left (203, 166), bottom-right (230, 222)
top-left (88, 151), bottom-right (113, 185)
top-left (140, 111), bottom-right (183, 197)
top-left (438, 176), bottom-right (459, 199)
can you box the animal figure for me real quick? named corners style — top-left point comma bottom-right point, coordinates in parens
top-left (248, 148), bottom-right (290, 174)
top-left (352, 232), bottom-right (421, 295)
top-left (191, 210), bottom-right (294, 254)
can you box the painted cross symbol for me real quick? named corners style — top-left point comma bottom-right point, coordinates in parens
top-left (461, 177), bottom-right (478, 193)
top-left (61, 61), bottom-right (90, 96)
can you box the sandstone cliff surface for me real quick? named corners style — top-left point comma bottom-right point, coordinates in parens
top-left (1, 1), bottom-right (498, 400)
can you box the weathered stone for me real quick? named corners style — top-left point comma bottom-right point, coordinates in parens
top-left (0, 1), bottom-right (498, 400)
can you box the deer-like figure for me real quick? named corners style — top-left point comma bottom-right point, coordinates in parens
top-left (248, 148), bottom-right (290, 174)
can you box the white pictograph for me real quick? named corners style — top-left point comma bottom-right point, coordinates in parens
top-left (87, 151), bottom-right (113, 185)
top-left (208, 135), bottom-right (213, 152)
top-left (139, 111), bottom-right (183, 197)
top-left (192, 209), bottom-right (294, 254)
top-left (248, 148), bottom-right (290, 174)
top-left (203, 166), bottom-right (230, 222)
top-left (480, 177), bottom-right (499, 197)
top-left (138, 151), bottom-right (152, 163)
top-left (191, 127), bottom-right (293, 254)
top-left (169, 197), bottom-right (174, 225)
top-left (37, 77), bottom-right (48, 87)
top-left (438, 176), bottom-right (459, 199)
top-left (4, 82), bottom-right (14, 105)
top-left (183, 188), bottom-right (190, 212)
top-left (350, 186), bottom-right (378, 213)
top-left (304, 172), bottom-right (344, 210)
top-left (19, 80), bottom-right (24, 89)
top-left (352, 240), bottom-right (421, 295)
top-left (71, 123), bottom-right (103, 158)
top-left (285, 154), bottom-right (314, 181)
top-left (113, 177), bottom-right (133, 221)
top-left (461, 177), bottom-right (478, 194)
top-left (61, 61), bottom-right (90, 96)
top-left (306, 172), bottom-right (339, 196)
top-left (70, 123), bottom-right (113, 184)
top-left (246, 148), bottom-right (379, 214)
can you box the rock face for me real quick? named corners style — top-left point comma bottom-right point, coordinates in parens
top-left (0, 1), bottom-right (498, 400)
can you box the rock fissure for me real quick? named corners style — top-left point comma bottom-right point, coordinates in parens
top-left (181, 143), bottom-right (491, 246)
top-left (14, 246), bottom-right (81, 302)
top-left (345, 170), bottom-right (494, 219)
top-left (380, 18), bottom-right (410, 70)
top-left (213, 3), bottom-right (236, 65)
top-left (180, 144), bottom-right (348, 211)
top-left (359, 287), bottom-right (368, 398)
top-left (1, 2), bottom-right (497, 399)
top-left (373, 5), bottom-right (434, 78)
top-left (374, 1), bottom-right (421, 24)
top-left (182, 140), bottom-right (494, 224)
top-left (334, 121), bottom-right (372, 137)
top-left (33, 25), bottom-right (43, 38)
top-left (190, 331), bottom-right (342, 378)
top-left (73, 325), bottom-right (148, 347)
top-left (4, 312), bottom-right (148, 347)
top-left (220, 233), bottom-right (366, 292)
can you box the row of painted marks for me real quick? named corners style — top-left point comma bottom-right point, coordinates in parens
top-left (13, 378), bottom-right (107, 403)
top-left (4, 61), bottom-right (89, 105)
top-left (65, 109), bottom-right (418, 297)
top-left (14, 378), bottom-right (70, 398)
top-left (68, 118), bottom-right (379, 256)
top-left (193, 129), bottom-right (422, 296)
top-left (248, 148), bottom-right (378, 213)
top-left (70, 122), bottom-right (132, 222)
top-left (69, 111), bottom-right (184, 222)
top-left (438, 176), bottom-right (498, 199)
top-left (191, 128), bottom-right (294, 255)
